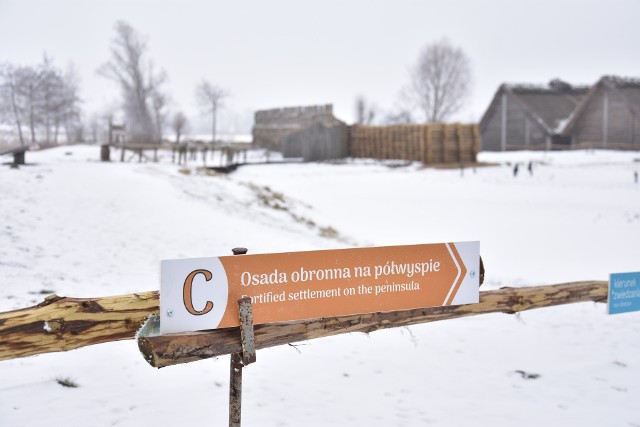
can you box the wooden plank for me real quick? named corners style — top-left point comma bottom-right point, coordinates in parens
top-left (139, 281), bottom-right (607, 368)
top-left (352, 126), bottom-right (359, 157)
top-left (472, 124), bottom-right (481, 161)
top-left (426, 125), bottom-right (433, 163)
top-left (456, 123), bottom-right (463, 163)
top-left (443, 124), bottom-right (449, 163)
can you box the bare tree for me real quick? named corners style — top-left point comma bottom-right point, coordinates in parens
top-left (86, 113), bottom-right (100, 143)
top-left (151, 89), bottom-right (169, 142)
top-left (60, 64), bottom-right (83, 143)
top-left (354, 95), bottom-right (377, 125)
top-left (16, 65), bottom-right (45, 144)
top-left (401, 39), bottom-right (472, 123)
top-left (0, 63), bottom-right (27, 145)
top-left (98, 21), bottom-right (167, 144)
top-left (171, 112), bottom-right (188, 144)
top-left (195, 80), bottom-right (228, 143)
top-left (383, 109), bottom-right (413, 125)
top-left (0, 57), bottom-right (82, 145)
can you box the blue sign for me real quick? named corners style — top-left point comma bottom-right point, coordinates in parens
top-left (609, 272), bottom-right (640, 315)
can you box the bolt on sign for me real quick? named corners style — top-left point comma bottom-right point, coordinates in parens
top-left (160, 241), bottom-right (480, 334)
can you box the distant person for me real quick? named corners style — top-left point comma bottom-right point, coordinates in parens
top-left (513, 163), bottom-right (519, 177)
top-left (528, 161), bottom-right (533, 176)
top-left (635, 171), bottom-right (638, 184)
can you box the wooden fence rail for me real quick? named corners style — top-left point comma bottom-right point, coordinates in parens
top-left (0, 292), bottom-right (158, 361)
top-left (0, 281), bottom-right (607, 365)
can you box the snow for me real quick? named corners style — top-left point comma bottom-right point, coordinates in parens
top-left (553, 117), bottom-right (570, 133)
top-left (1, 145), bottom-right (639, 426)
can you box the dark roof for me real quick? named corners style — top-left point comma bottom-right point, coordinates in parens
top-left (562, 76), bottom-right (640, 135)
top-left (254, 104), bottom-right (342, 128)
top-left (601, 75), bottom-right (640, 88)
top-left (602, 76), bottom-right (640, 112)
top-left (480, 79), bottom-right (588, 134)
top-left (510, 87), bottom-right (588, 132)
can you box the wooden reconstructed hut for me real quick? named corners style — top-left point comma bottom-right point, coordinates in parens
top-left (561, 76), bottom-right (640, 149)
top-left (480, 79), bottom-right (588, 151)
top-left (252, 104), bottom-right (346, 153)
top-left (481, 76), bottom-right (640, 151)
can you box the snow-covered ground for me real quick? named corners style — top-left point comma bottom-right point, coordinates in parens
top-left (1, 145), bottom-right (639, 426)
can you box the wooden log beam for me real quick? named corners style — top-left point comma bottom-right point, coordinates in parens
top-left (138, 281), bottom-right (607, 368)
top-left (0, 281), bottom-right (608, 365)
top-left (0, 291), bottom-right (159, 361)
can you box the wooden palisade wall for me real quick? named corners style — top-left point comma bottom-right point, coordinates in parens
top-left (350, 123), bottom-right (480, 165)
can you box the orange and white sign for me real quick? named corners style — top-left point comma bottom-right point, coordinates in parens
top-left (160, 242), bottom-right (479, 334)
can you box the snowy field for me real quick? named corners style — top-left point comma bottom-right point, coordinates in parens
top-left (1, 144), bottom-right (639, 426)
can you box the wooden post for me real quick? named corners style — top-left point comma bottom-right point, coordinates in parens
top-left (443, 125), bottom-right (449, 164)
top-left (100, 145), bottom-right (110, 162)
top-left (456, 124), bottom-right (463, 164)
top-left (426, 125), bottom-right (433, 164)
top-left (226, 148), bottom-right (233, 166)
top-left (13, 150), bottom-right (25, 166)
top-left (419, 126), bottom-right (426, 164)
top-left (472, 125), bottom-right (480, 163)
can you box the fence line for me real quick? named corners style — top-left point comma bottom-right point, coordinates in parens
top-left (0, 281), bottom-right (607, 364)
top-left (500, 142), bottom-right (640, 151)
top-left (349, 123), bottom-right (480, 164)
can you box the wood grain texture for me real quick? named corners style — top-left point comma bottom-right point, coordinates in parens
top-left (138, 281), bottom-right (607, 368)
top-left (0, 291), bottom-right (159, 361)
top-left (348, 124), bottom-right (480, 165)
top-left (0, 281), bottom-right (607, 365)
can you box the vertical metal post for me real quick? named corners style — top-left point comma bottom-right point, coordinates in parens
top-left (501, 92), bottom-right (507, 152)
top-left (229, 247), bottom-right (249, 427)
top-left (229, 352), bottom-right (243, 427)
top-left (603, 89), bottom-right (609, 148)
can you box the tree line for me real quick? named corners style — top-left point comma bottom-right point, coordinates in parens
top-left (0, 21), bottom-right (228, 147)
top-left (0, 56), bottom-right (81, 146)
top-left (356, 38), bottom-right (472, 126)
top-left (1, 20), bottom-right (472, 146)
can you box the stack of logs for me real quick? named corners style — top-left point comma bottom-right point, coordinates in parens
top-left (350, 123), bottom-right (480, 164)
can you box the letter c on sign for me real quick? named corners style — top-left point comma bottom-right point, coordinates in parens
top-left (183, 269), bottom-right (214, 315)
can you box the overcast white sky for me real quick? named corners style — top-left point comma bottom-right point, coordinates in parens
top-left (1, 0), bottom-right (639, 134)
